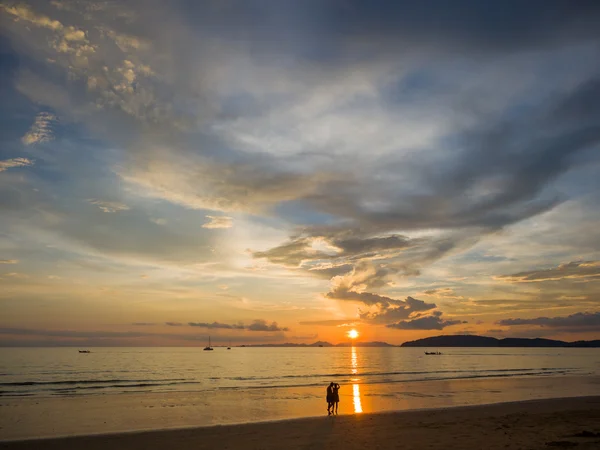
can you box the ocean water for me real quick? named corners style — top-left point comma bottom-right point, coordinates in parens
top-left (1, 347), bottom-right (599, 398)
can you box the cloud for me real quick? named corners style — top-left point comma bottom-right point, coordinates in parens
top-left (423, 288), bottom-right (462, 299)
top-left (497, 261), bottom-right (600, 283)
top-left (1, 272), bottom-right (28, 279)
top-left (131, 322), bottom-right (156, 326)
top-left (1, 3), bottom-right (94, 56)
top-left (2, 0), bottom-right (600, 339)
top-left (88, 199), bottom-right (130, 213)
top-left (0, 158), bottom-right (34, 172)
top-left (246, 320), bottom-right (289, 332)
top-left (497, 312), bottom-right (600, 329)
top-left (324, 260), bottom-right (437, 324)
top-left (387, 311), bottom-right (463, 330)
top-left (0, 260), bottom-right (18, 264)
top-left (188, 321), bottom-right (245, 330)
top-left (187, 320), bottom-right (288, 332)
top-left (21, 112), bottom-right (57, 145)
top-left (202, 215), bottom-right (233, 229)
top-left (165, 322), bottom-right (183, 327)
top-left (1, 4), bottom-right (63, 31)
top-left (0, 326), bottom-right (151, 339)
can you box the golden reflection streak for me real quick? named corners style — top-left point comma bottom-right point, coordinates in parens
top-left (353, 384), bottom-right (363, 413)
top-left (350, 346), bottom-right (363, 413)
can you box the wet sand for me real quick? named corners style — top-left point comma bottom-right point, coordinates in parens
top-left (1, 396), bottom-right (599, 450)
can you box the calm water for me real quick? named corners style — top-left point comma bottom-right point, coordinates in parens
top-left (1, 347), bottom-right (599, 398)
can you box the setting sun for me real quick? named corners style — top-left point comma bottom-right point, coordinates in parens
top-left (347, 329), bottom-right (359, 339)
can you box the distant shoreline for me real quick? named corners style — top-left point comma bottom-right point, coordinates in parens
top-left (2, 335), bottom-right (599, 347)
top-left (242, 335), bottom-right (600, 347)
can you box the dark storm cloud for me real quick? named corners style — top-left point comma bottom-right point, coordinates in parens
top-left (386, 311), bottom-right (462, 330)
top-left (497, 311), bottom-right (600, 329)
top-left (498, 261), bottom-right (600, 282)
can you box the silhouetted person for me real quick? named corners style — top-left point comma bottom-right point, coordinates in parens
top-left (332, 383), bottom-right (340, 414)
top-left (326, 382), bottom-right (334, 415)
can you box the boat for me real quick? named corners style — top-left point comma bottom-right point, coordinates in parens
top-left (227, 340), bottom-right (231, 350)
top-left (425, 351), bottom-right (442, 355)
top-left (78, 350), bottom-right (91, 353)
top-left (203, 336), bottom-right (214, 351)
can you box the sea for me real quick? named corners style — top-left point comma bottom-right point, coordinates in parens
top-left (1, 346), bottom-right (599, 398)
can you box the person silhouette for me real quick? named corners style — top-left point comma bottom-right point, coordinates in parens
top-left (332, 383), bottom-right (340, 414)
top-left (326, 382), bottom-right (334, 415)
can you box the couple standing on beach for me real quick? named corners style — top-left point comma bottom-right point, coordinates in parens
top-left (326, 382), bottom-right (340, 415)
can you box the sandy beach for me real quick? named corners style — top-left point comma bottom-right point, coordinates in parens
top-left (1, 396), bottom-right (599, 450)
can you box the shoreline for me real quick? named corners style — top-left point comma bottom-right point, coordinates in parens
top-left (2, 396), bottom-right (599, 449)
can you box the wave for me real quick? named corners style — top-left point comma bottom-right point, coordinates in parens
top-left (0, 367), bottom-right (574, 398)
top-left (0, 378), bottom-right (187, 387)
top-left (213, 369), bottom-right (570, 391)
top-left (208, 367), bottom-right (568, 382)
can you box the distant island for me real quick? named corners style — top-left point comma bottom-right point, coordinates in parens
top-left (401, 335), bottom-right (600, 348)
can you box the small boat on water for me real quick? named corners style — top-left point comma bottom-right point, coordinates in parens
top-left (203, 336), bottom-right (214, 351)
top-left (78, 350), bottom-right (91, 353)
top-left (425, 351), bottom-right (442, 355)
top-left (227, 340), bottom-right (231, 350)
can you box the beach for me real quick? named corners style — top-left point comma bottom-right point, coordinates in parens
top-left (2, 375), bottom-right (599, 441)
top-left (2, 396), bottom-right (599, 450)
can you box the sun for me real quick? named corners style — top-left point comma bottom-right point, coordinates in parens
top-left (347, 329), bottom-right (359, 339)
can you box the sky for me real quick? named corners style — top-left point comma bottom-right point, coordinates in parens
top-left (1, 0), bottom-right (600, 346)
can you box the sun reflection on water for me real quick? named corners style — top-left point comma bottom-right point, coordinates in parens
top-left (352, 383), bottom-right (363, 413)
top-left (350, 346), bottom-right (363, 413)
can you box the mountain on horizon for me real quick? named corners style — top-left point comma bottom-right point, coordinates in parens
top-left (401, 335), bottom-right (600, 348)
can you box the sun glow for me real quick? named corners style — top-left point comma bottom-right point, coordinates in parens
top-left (347, 329), bottom-right (359, 339)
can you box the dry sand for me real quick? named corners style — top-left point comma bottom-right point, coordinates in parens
top-left (2, 396), bottom-right (599, 450)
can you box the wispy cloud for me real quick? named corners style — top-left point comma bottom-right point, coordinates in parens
top-left (0, 260), bottom-right (19, 264)
top-left (497, 261), bottom-right (600, 283)
top-left (21, 112), bottom-right (57, 145)
top-left (202, 215), bottom-right (233, 229)
top-left (88, 199), bottom-right (130, 213)
top-left (188, 320), bottom-right (289, 332)
top-left (0, 158), bottom-right (34, 172)
top-left (497, 312), bottom-right (600, 330)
